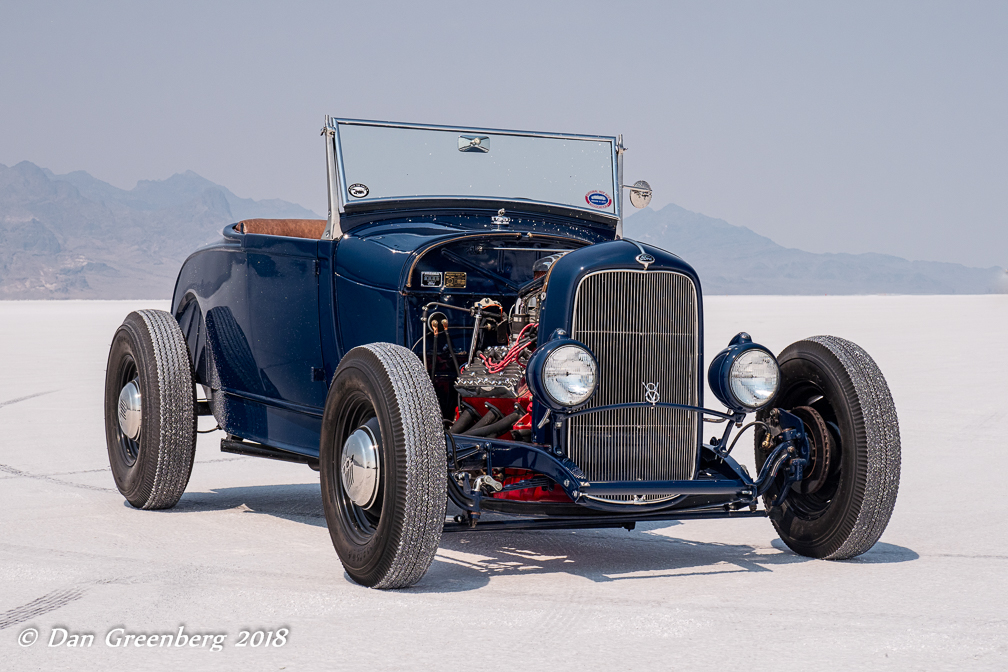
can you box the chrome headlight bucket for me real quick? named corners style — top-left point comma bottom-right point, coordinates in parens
top-left (527, 337), bottom-right (598, 411)
top-left (708, 332), bottom-right (780, 413)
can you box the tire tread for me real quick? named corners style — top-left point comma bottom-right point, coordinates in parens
top-left (131, 309), bottom-right (196, 510)
top-left (357, 343), bottom-right (445, 589)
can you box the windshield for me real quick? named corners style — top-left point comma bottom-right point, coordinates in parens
top-left (334, 120), bottom-right (618, 217)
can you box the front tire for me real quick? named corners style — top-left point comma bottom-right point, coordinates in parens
top-left (104, 310), bottom-right (197, 509)
top-left (320, 343), bottom-right (446, 589)
top-left (756, 336), bottom-right (901, 559)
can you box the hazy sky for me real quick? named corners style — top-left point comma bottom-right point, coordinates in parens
top-left (2, 1), bottom-right (1005, 268)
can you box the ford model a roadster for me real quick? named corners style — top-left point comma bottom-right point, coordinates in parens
top-left (104, 118), bottom-right (901, 588)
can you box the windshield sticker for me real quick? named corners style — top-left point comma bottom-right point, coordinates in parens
top-left (348, 183), bottom-right (370, 198)
top-left (585, 190), bottom-right (612, 209)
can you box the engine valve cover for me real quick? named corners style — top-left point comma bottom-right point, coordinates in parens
top-left (455, 356), bottom-right (525, 398)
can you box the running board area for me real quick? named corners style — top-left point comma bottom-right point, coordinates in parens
top-left (220, 438), bottom-right (319, 470)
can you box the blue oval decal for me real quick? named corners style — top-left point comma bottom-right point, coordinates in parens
top-left (585, 190), bottom-right (612, 209)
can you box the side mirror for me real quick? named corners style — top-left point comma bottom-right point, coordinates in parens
top-left (626, 180), bottom-right (652, 209)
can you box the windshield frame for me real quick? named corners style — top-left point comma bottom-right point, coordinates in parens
top-left (329, 118), bottom-right (621, 226)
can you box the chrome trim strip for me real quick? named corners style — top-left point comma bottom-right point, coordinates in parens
top-left (490, 247), bottom-right (574, 252)
top-left (626, 239), bottom-right (647, 258)
top-left (333, 117), bottom-right (617, 143)
top-left (566, 401), bottom-right (733, 421)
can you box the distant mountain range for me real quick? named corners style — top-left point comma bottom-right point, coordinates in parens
top-left (41, 166), bottom-right (319, 222)
top-left (0, 161), bottom-right (320, 299)
top-left (1, 160), bottom-right (1004, 298)
top-left (624, 204), bottom-right (1006, 295)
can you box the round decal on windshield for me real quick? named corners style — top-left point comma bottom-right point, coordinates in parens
top-left (348, 183), bottom-right (370, 198)
top-left (585, 190), bottom-right (612, 209)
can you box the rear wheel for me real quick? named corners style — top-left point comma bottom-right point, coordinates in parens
top-left (320, 343), bottom-right (446, 589)
top-left (104, 310), bottom-right (196, 509)
top-left (756, 336), bottom-right (900, 559)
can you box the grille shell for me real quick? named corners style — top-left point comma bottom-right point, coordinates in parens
top-left (567, 269), bottom-right (700, 503)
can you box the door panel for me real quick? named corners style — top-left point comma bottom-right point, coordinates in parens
top-left (246, 234), bottom-right (327, 410)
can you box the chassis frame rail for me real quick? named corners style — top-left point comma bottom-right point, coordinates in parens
top-left (442, 508), bottom-right (768, 533)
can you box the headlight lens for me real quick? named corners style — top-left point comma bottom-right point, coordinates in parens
top-left (542, 344), bottom-right (597, 407)
top-left (729, 349), bottom-right (780, 409)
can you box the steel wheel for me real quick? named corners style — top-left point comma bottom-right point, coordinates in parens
top-left (332, 392), bottom-right (384, 545)
top-left (113, 356), bottom-right (142, 467)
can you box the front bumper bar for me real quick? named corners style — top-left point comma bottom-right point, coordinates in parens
top-left (580, 480), bottom-right (753, 498)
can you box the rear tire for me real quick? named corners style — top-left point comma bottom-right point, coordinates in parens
top-left (104, 310), bottom-right (197, 509)
top-left (756, 336), bottom-right (900, 559)
top-left (320, 343), bottom-right (446, 589)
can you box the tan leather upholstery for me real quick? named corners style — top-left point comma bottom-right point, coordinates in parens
top-left (237, 219), bottom-right (326, 239)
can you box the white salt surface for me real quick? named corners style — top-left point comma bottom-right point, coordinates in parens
top-left (1, 296), bottom-right (1005, 670)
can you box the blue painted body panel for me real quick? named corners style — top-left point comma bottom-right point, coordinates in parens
top-left (172, 227), bottom-right (315, 454)
top-left (170, 206), bottom-right (703, 462)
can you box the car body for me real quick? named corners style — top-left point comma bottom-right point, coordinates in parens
top-left (106, 118), bottom-right (901, 588)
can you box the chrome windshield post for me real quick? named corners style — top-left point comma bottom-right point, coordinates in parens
top-left (321, 115), bottom-right (343, 241)
top-left (615, 134), bottom-right (626, 239)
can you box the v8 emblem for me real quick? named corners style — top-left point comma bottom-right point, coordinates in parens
top-left (643, 382), bottom-right (660, 405)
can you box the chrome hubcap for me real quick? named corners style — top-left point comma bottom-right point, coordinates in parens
top-left (340, 418), bottom-right (381, 508)
top-left (117, 379), bottom-right (142, 441)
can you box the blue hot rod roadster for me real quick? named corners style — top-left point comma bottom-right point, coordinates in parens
top-left (104, 118), bottom-right (901, 588)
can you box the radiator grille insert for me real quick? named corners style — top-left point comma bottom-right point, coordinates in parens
top-left (567, 270), bottom-right (699, 503)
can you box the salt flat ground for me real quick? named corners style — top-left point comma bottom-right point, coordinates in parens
top-left (0, 296), bottom-right (1005, 671)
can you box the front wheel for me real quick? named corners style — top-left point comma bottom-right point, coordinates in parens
top-left (319, 343), bottom-right (446, 589)
top-left (756, 335), bottom-right (901, 559)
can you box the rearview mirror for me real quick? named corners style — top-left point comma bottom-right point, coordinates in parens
top-left (627, 180), bottom-right (652, 209)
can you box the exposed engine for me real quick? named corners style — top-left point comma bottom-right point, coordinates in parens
top-left (424, 253), bottom-right (573, 437)
top-left (450, 294), bottom-right (537, 441)
top-left (416, 248), bottom-right (573, 500)
top-left (450, 254), bottom-right (574, 439)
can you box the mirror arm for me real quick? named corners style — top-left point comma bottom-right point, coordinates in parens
top-left (620, 183), bottom-right (653, 197)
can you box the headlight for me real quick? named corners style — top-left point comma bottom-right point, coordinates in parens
top-left (729, 349), bottom-right (779, 409)
top-left (539, 343), bottom-right (598, 407)
top-left (708, 333), bottom-right (780, 413)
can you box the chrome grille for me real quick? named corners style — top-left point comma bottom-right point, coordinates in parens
top-left (568, 270), bottom-right (699, 503)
